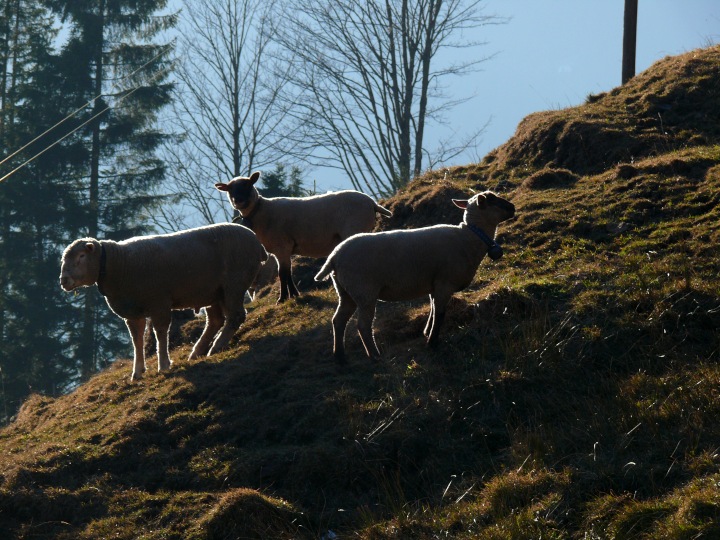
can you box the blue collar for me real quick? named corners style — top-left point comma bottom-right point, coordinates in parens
top-left (467, 223), bottom-right (503, 260)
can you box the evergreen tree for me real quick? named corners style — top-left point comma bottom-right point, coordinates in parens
top-left (286, 165), bottom-right (305, 197)
top-left (259, 163), bottom-right (305, 198)
top-left (0, 0), bottom-right (88, 421)
top-left (45, 0), bottom-right (177, 379)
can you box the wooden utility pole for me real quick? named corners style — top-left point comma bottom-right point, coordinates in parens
top-left (622, 0), bottom-right (638, 84)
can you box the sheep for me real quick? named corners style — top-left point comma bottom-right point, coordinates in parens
top-left (215, 170), bottom-right (392, 303)
top-left (247, 253), bottom-right (279, 301)
top-left (314, 191), bottom-right (515, 362)
top-left (59, 223), bottom-right (268, 381)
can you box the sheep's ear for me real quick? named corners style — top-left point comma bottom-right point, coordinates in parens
top-left (452, 199), bottom-right (468, 209)
top-left (215, 183), bottom-right (229, 192)
top-left (249, 171), bottom-right (261, 185)
top-left (85, 242), bottom-right (96, 253)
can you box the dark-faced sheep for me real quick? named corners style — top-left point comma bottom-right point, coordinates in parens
top-left (215, 171), bottom-right (392, 303)
top-left (314, 191), bottom-right (515, 362)
top-left (59, 223), bottom-right (267, 381)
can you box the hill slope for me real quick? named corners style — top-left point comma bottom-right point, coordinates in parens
top-left (1, 46), bottom-right (720, 539)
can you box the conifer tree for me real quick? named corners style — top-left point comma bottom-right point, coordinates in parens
top-left (258, 163), bottom-right (306, 198)
top-left (0, 0), bottom-right (88, 421)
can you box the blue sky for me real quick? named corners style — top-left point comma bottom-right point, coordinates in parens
top-left (312, 1), bottom-right (720, 192)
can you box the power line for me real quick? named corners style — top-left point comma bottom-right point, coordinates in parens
top-left (0, 43), bottom-right (174, 184)
top-left (0, 63), bottom-right (173, 185)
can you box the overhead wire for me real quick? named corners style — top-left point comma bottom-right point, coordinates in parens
top-left (0, 43), bottom-right (174, 185)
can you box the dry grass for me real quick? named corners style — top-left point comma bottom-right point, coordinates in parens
top-left (1, 45), bottom-right (720, 539)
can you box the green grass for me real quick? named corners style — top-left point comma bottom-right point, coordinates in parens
top-left (1, 45), bottom-right (720, 539)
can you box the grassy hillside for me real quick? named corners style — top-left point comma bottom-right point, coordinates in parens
top-left (1, 46), bottom-right (719, 539)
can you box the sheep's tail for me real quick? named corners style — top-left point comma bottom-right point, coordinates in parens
top-left (314, 257), bottom-right (335, 281)
top-left (374, 203), bottom-right (393, 218)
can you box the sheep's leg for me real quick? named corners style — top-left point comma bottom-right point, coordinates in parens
top-left (143, 319), bottom-right (156, 358)
top-left (287, 263), bottom-right (300, 298)
top-left (209, 303), bottom-right (246, 355)
top-left (427, 289), bottom-right (453, 347)
top-left (151, 312), bottom-right (172, 372)
top-left (277, 255), bottom-right (299, 303)
top-left (423, 294), bottom-right (435, 337)
top-left (190, 304), bottom-right (224, 359)
top-left (331, 284), bottom-right (357, 363)
top-left (357, 302), bottom-right (381, 360)
top-left (208, 284), bottom-right (249, 355)
top-left (126, 317), bottom-right (147, 381)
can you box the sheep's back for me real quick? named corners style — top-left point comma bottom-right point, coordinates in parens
top-left (331, 225), bottom-right (480, 301)
top-left (263, 191), bottom-right (380, 256)
top-left (120, 223), bottom-right (258, 266)
top-left (104, 224), bottom-right (264, 315)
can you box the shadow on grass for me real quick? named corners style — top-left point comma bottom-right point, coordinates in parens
top-left (2, 285), bottom-right (719, 538)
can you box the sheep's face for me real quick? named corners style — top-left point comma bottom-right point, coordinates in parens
top-left (59, 240), bottom-right (100, 291)
top-left (215, 171), bottom-right (261, 214)
top-left (454, 191), bottom-right (515, 228)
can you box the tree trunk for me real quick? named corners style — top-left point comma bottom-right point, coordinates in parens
top-left (414, 0), bottom-right (440, 178)
top-left (89, 0), bottom-right (105, 239)
top-left (398, 0), bottom-right (414, 187)
top-left (622, 0), bottom-right (638, 84)
top-left (0, 0), bottom-right (23, 378)
top-left (6, 0), bottom-right (21, 129)
top-left (0, 0), bottom-right (15, 135)
top-left (81, 0), bottom-right (106, 379)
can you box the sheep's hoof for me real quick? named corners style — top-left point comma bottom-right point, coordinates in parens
top-left (365, 351), bottom-right (382, 362)
top-left (333, 352), bottom-right (347, 364)
top-left (131, 371), bottom-right (144, 382)
top-left (189, 349), bottom-right (205, 360)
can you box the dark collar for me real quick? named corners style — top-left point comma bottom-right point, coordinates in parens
top-left (237, 196), bottom-right (262, 229)
top-left (232, 214), bottom-right (253, 230)
top-left (97, 243), bottom-right (108, 296)
top-left (467, 223), bottom-right (504, 260)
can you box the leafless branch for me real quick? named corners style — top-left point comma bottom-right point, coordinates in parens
top-left (276, 0), bottom-right (503, 197)
top-left (160, 0), bottom-right (299, 228)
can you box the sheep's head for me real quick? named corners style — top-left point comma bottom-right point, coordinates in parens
top-left (59, 239), bottom-right (102, 291)
top-left (453, 192), bottom-right (515, 260)
top-left (453, 191), bottom-right (515, 229)
top-left (215, 171), bottom-right (261, 214)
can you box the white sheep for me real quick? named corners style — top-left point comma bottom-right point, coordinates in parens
top-left (59, 223), bottom-right (268, 381)
top-left (247, 253), bottom-right (279, 301)
top-left (215, 171), bottom-right (392, 303)
top-left (314, 191), bottom-right (515, 362)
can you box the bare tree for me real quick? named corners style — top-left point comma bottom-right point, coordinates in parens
top-left (622, 0), bottom-right (638, 84)
top-left (278, 0), bottom-right (502, 197)
top-left (161, 0), bottom-right (297, 228)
